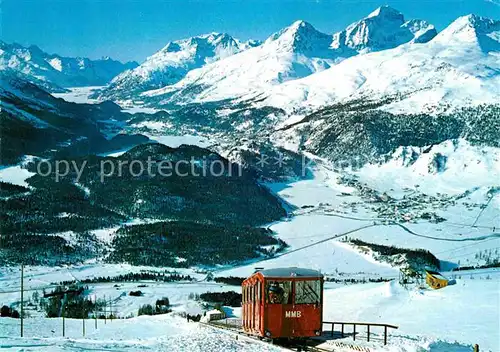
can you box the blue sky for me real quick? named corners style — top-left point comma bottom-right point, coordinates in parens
top-left (2, 0), bottom-right (499, 63)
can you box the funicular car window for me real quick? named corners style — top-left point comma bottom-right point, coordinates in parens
top-left (294, 280), bottom-right (321, 304)
top-left (266, 281), bottom-right (292, 304)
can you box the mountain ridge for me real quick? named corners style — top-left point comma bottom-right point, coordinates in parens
top-left (95, 33), bottom-right (260, 101)
top-left (261, 13), bottom-right (500, 115)
top-left (139, 6), bottom-right (438, 106)
top-left (0, 41), bottom-right (138, 92)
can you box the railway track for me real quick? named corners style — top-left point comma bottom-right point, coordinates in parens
top-left (200, 321), bottom-right (336, 352)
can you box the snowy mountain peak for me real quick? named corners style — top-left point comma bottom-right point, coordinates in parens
top-left (274, 20), bottom-right (323, 36)
top-left (193, 33), bottom-right (245, 56)
top-left (441, 14), bottom-right (500, 35)
top-left (203, 32), bottom-right (235, 43)
top-left (188, 32), bottom-right (232, 47)
top-left (138, 7), bottom-right (440, 105)
top-left (266, 20), bottom-right (332, 54)
top-left (434, 14), bottom-right (500, 51)
top-left (157, 33), bottom-right (239, 56)
top-left (27, 44), bottom-right (45, 55)
top-left (460, 14), bottom-right (499, 30)
top-left (263, 12), bottom-right (499, 116)
top-left (332, 6), bottom-right (437, 52)
top-left (286, 20), bottom-right (316, 33)
top-left (97, 32), bottom-right (257, 100)
top-left (366, 5), bottom-right (403, 21)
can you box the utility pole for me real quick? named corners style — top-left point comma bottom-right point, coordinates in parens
top-left (94, 296), bottom-right (98, 330)
top-left (104, 295), bottom-right (106, 324)
top-left (62, 293), bottom-right (66, 338)
top-left (20, 263), bottom-right (24, 338)
top-left (109, 298), bottom-right (112, 322)
top-left (82, 305), bottom-right (86, 337)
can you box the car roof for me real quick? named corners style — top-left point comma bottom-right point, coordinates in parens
top-left (258, 267), bottom-right (323, 279)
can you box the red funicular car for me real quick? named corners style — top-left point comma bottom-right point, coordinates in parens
top-left (242, 267), bottom-right (323, 339)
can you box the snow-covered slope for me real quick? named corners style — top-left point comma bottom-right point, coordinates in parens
top-left (97, 33), bottom-right (259, 100)
top-left (265, 14), bottom-right (500, 114)
top-left (142, 6), bottom-right (435, 105)
top-left (357, 139), bottom-right (500, 196)
top-left (0, 41), bottom-right (138, 92)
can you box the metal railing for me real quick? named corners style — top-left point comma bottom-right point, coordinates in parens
top-left (322, 321), bottom-right (398, 345)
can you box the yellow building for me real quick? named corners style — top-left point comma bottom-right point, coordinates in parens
top-left (425, 270), bottom-right (449, 289)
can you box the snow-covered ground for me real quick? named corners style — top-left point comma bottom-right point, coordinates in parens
top-left (218, 159), bottom-right (499, 277)
top-left (0, 104), bottom-right (498, 351)
top-left (1, 269), bottom-right (497, 351)
top-left (146, 134), bottom-right (213, 149)
top-left (1, 158), bottom-right (498, 351)
top-left (0, 165), bottom-right (35, 187)
top-left (356, 140), bottom-right (500, 197)
top-left (0, 314), bottom-right (282, 351)
top-left (3, 6), bottom-right (499, 351)
top-left (136, 13), bottom-right (499, 116)
top-left (52, 87), bottom-right (102, 104)
top-left (323, 272), bottom-right (500, 351)
top-left (52, 86), bottom-right (160, 114)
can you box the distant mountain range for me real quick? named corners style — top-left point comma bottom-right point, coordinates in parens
top-left (136, 6), bottom-right (438, 106)
top-left (1, 5), bottom-right (499, 165)
top-left (263, 14), bottom-right (500, 115)
top-left (138, 10), bottom-right (498, 115)
top-left (4, 6), bottom-right (498, 117)
top-left (0, 41), bottom-right (138, 92)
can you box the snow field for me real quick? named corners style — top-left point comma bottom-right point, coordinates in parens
top-left (0, 314), bottom-right (283, 351)
top-left (52, 87), bottom-right (102, 104)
